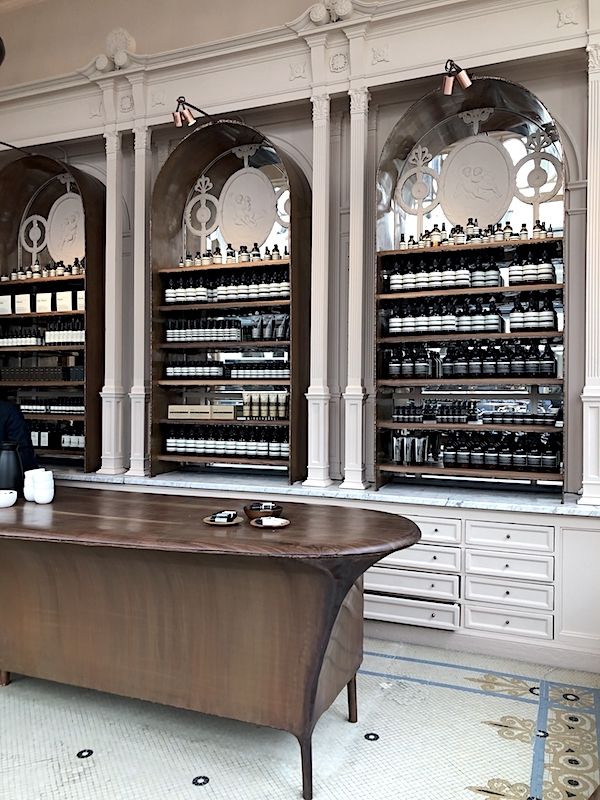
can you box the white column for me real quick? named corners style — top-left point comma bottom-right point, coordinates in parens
top-left (126, 125), bottom-right (151, 477)
top-left (579, 43), bottom-right (600, 504)
top-left (303, 93), bottom-right (333, 487)
top-left (98, 129), bottom-right (126, 475)
top-left (340, 87), bottom-right (370, 490)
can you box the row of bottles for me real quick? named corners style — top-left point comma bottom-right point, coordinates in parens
top-left (178, 243), bottom-right (287, 267)
top-left (2, 258), bottom-right (86, 282)
top-left (390, 400), bottom-right (561, 427)
top-left (20, 396), bottom-right (85, 414)
top-left (382, 251), bottom-right (558, 293)
top-left (242, 391), bottom-right (289, 420)
top-left (0, 320), bottom-right (86, 346)
top-left (383, 343), bottom-right (558, 379)
top-left (164, 357), bottom-right (290, 379)
top-left (165, 425), bottom-right (290, 459)
top-left (164, 270), bottom-right (290, 304)
top-left (29, 420), bottom-right (85, 450)
top-left (396, 219), bottom-right (555, 250)
top-left (387, 430), bottom-right (562, 472)
top-left (164, 313), bottom-right (290, 343)
top-left (383, 294), bottom-right (559, 335)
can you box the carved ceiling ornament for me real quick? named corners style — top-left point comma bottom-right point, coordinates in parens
top-left (439, 135), bottom-right (515, 226)
top-left (329, 52), bottom-right (348, 72)
top-left (556, 4), bottom-right (580, 27)
top-left (371, 45), bottom-right (390, 64)
top-left (289, 61), bottom-right (308, 81)
top-left (309, 0), bottom-right (354, 25)
top-left (588, 44), bottom-right (600, 74)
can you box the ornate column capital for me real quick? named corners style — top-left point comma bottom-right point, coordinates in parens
top-left (588, 44), bottom-right (600, 74)
top-left (133, 125), bottom-right (150, 152)
top-left (310, 93), bottom-right (330, 123)
top-left (103, 129), bottom-right (122, 157)
top-left (349, 87), bottom-right (370, 116)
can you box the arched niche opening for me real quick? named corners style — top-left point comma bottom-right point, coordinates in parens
top-left (150, 120), bottom-right (311, 483)
top-left (374, 77), bottom-right (570, 494)
top-left (0, 154), bottom-right (106, 472)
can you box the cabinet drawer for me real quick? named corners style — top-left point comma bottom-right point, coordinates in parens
top-left (365, 566), bottom-right (460, 601)
top-left (466, 520), bottom-right (554, 552)
top-left (406, 515), bottom-right (461, 544)
top-left (381, 544), bottom-right (461, 573)
top-left (466, 549), bottom-right (554, 582)
top-left (465, 576), bottom-right (554, 611)
top-left (464, 605), bottom-right (553, 639)
top-left (365, 593), bottom-right (460, 630)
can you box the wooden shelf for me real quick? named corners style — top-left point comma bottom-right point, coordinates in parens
top-left (1, 310), bottom-right (85, 319)
top-left (377, 463), bottom-right (562, 481)
top-left (160, 418), bottom-right (289, 426)
top-left (158, 258), bottom-right (290, 275)
top-left (157, 454), bottom-right (288, 466)
top-left (0, 274), bottom-right (85, 287)
top-left (37, 449), bottom-right (85, 458)
top-left (377, 331), bottom-right (562, 344)
top-left (158, 340), bottom-right (290, 350)
top-left (158, 379), bottom-right (291, 387)
top-left (0, 380), bottom-right (85, 387)
top-left (377, 282), bottom-right (564, 302)
top-left (378, 236), bottom-right (563, 258)
top-left (377, 421), bottom-right (560, 433)
top-left (0, 344), bottom-right (84, 352)
top-left (25, 413), bottom-right (85, 421)
top-left (159, 299), bottom-right (290, 312)
top-left (378, 377), bottom-right (563, 387)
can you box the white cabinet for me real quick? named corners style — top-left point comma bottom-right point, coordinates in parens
top-left (381, 543), bottom-right (461, 573)
top-left (465, 520), bottom-right (554, 552)
top-left (465, 550), bottom-right (554, 582)
top-left (465, 576), bottom-right (554, 611)
top-left (405, 515), bottom-right (461, 544)
top-left (464, 606), bottom-right (553, 639)
top-left (365, 593), bottom-right (460, 630)
top-left (365, 566), bottom-right (460, 601)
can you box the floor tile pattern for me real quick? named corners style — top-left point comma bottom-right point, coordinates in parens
top-left (0, 640), bottom-right (598, 800)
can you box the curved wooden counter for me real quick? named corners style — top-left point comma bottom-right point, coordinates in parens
top-left (0, 487), bottom-right (420, 798)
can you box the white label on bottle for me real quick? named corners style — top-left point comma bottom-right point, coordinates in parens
top-left (55, 291), bottom-right (73, 312)
top-left (14, 294), bottom-right (31, 313)
top-left (40, 432), bottom-right (49, 447)
top-left (0, 295), bottom-right (12, 315)
top-left (36, 293), bottom-right (52, 312)
top-left (31, 431), bottom-right (39, 446)
top-left (61, 434), bottom-right (70, 448)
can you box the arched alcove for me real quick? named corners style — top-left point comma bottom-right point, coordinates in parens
top-left (150, 120), bottom-right (311, 482)
top-left (374, 78), bottom-right (571, 494)
top-left (0, 155), bottom-right (105, 472)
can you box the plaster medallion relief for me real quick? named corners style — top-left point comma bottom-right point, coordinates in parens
top-left (120, 95), bottom-right (134, 114)
top-left (458, 108), bottom-right (494, 135)
top-left (47, 193), bottom-right (86, 265)
top-left (219, 168), bottom-right (278, 250)
top-left (329, 52), bottom-right (348, 72)
top-left (289, 61), bottom-right (308, 81)
top-left (349, 88), bottom-right (369, 115)
top-left (588, 44), bottom-right (600, 74)
top-left (439, 135), bottom-right (514, 226)
top-left (371, 45), bottom-right (390, 64)
top-left (556, 4), bottom-right (580, 27)
top-left (105, 28), bottom-right (136, 57)
top-left (88, 100), bottom-right (104, 119)
top-left (151, 91), bottom-right (166, 108)
top-left (311, 94), bottom-right (330, 123)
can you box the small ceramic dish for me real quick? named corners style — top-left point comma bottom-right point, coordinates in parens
top-left (0, 489), bottom-right (17, 508)
top-left (249, 517), bottom-right (290, 529)
top-left (243, 502), bottom-right (283, 520)
top-left (203, 515), bottom-right (244, 526)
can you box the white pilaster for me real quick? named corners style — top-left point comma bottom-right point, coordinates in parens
top-left (579, 43), bottom-right (600, 504)
top-left (340, 86), bottom-right (370, 490)
top-left (303, 92), bottom-right (333, 487)
top-left (98, 127), bottom-right (127, 475)
top-left (126, 124), bottom-right (151, 476)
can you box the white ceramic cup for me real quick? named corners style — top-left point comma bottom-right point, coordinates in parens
top-left (33, 481), bottom-right (54, 504)
top-left (24, 468), bottom-right (46, 501)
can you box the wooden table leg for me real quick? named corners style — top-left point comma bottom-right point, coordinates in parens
top-left (347, 674), bottom-right (357, 723)
top-left (0, 671), bottom-right (10, 686)
top-left (298, 735), bottom-right (313, 800)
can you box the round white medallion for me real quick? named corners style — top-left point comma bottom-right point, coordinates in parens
top-left (439, 136), bottom-right (515, 226)
top-left (47, 193), bottom-right (85, 264)
top-left (219, 167), bottom-right (277, 250)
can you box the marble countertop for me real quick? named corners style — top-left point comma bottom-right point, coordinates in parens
top-left (52, 468), bottom-right (600, 518)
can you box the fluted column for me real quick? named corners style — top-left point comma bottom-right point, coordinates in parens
top-left (579, 44), bottom-right (600, 503)
top-left (303, 93), bottom-right (333, 487)
top-left (98, 129), bottom-right (126, 475)
top-left (340, 87), bottom-right (370, 490)
top-left (126, 125), bottom-right (151, 476)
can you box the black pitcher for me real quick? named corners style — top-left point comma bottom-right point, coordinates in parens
top-left (0, 441), bottom-right (24, 495)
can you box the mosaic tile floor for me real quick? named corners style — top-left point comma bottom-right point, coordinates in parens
top-left (1, 639), bottom-right (599, 800)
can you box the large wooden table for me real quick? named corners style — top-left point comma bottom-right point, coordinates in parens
top-left (0, 487), bottom-right (420, 798)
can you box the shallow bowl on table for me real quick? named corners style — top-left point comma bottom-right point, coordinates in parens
top-left (243, 502), bottom-right (283, 520)
top-left (0, 489), bottom-right (17, 508)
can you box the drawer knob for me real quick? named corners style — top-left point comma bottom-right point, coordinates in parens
top-left (505, 590), bottom-right (511, 596)
top-left (431, 612), bottom-right (436, 618)
top-left (505, 620), bottom-right (510, 625)
top-left (430, 583), bottom-right (436, 588)
top-left (434, 528), bottom-right (439, 533)
top-left (505, 563), bottom-right (510, 568)
top-left (506, 534), bottom-right (511, 540)
top-left (432, 555), bottom-right (438, 560)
